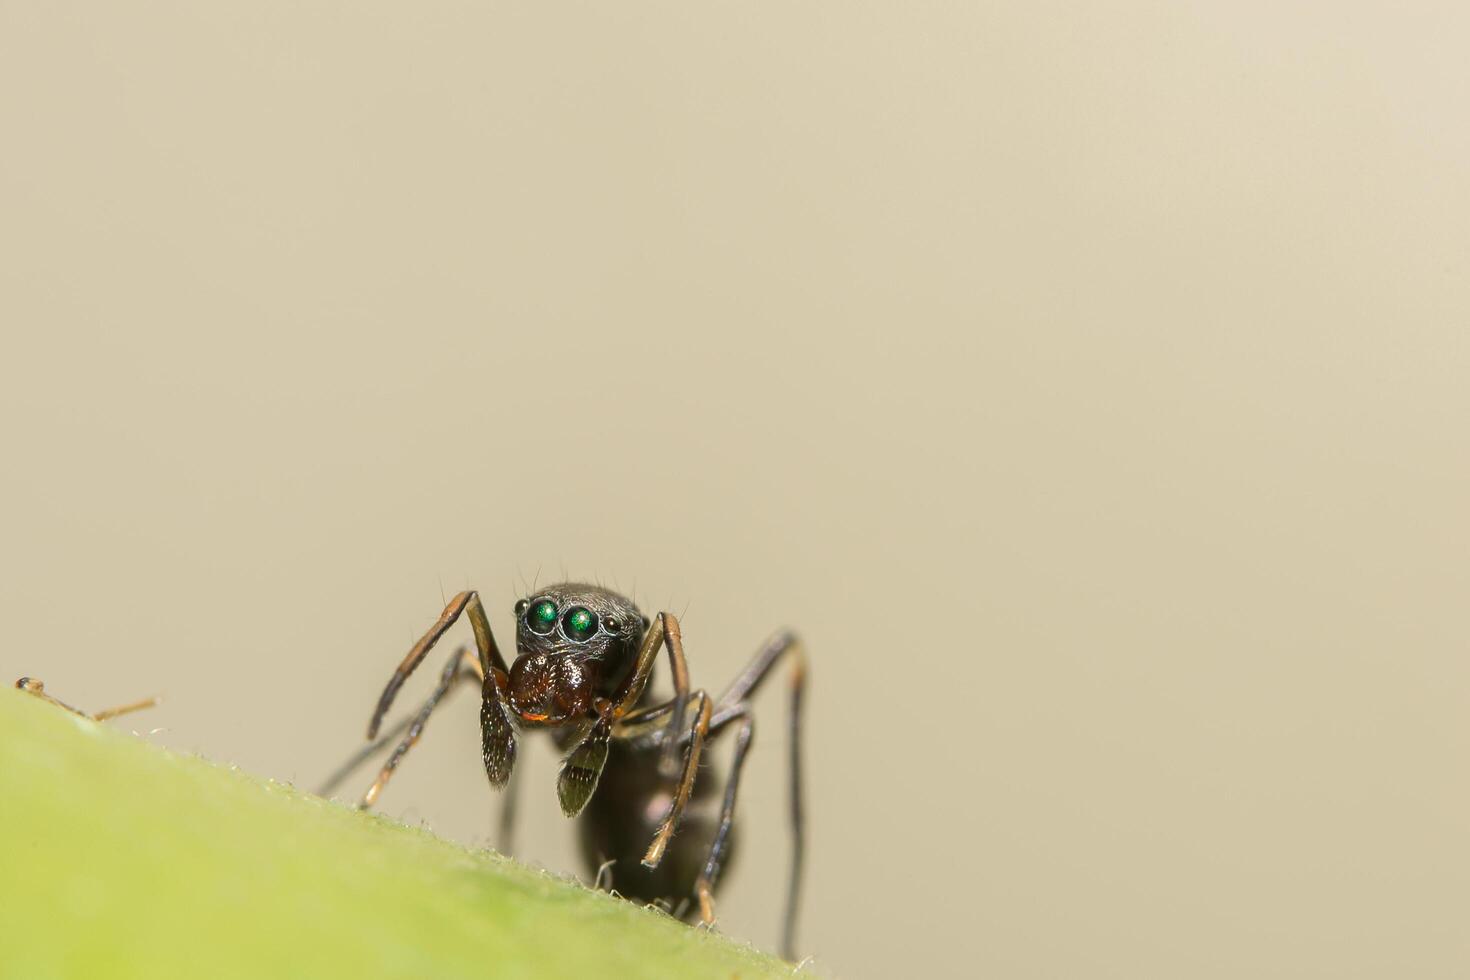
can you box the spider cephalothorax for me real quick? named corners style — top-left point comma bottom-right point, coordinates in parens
top-left (506, 584), bottom-right (645, 725)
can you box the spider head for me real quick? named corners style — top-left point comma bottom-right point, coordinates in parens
top-left (506, 583), bottom-right (646, 725)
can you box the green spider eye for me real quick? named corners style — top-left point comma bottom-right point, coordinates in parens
top-left (528, 599), bottom-right (558, 634)
top-left (562, 606), bottom-right (598, 642)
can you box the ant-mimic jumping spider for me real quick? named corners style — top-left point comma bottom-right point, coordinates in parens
top-left (322, 583), bottom-right (808, 959)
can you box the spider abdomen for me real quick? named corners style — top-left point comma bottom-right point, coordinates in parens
top-left (577, 738), bottom-right (733, 918)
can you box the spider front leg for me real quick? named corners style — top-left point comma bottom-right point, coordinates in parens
top-left (334, 590), bottom-right (517, 811)
top-left (361, 589), bottom-right (518, 793)
top-left (605, 612), bottom-right (693, 775)
top-left (367, 590), bottom-right (509, 740)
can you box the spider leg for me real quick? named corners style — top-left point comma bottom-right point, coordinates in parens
top-left (316, 711), bottom-right (415, 798)
top-left (639, 689), bottom-right (712, 869)
top-left (360, 645), bottom-right (482, 808)
top-left (606, 612), bottom-right (692, 780)
top-left (693, 707), bottom-right (754, 928)
top-left (711, 631), bottom-right (808, 961)
top-left (14, 677), bottom-right (158, 723)
top-left (652, 614), bottom-right (692, 780)
top-left (609, 694), bottom-right (682, 739)
top-left (367, 590), bottom-right (508, 740)
top-left (615, 703), bottom-right (756, 937)
top-left (611, 631), bottom-right (807, 956)
top-left (319, 648), bottom-right (521, 854)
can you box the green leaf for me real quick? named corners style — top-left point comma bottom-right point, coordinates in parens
top-left (0, 689), bottom-right (793, 980)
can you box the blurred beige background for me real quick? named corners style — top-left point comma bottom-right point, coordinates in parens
top-left (2, 3), bottom-right (1467, 977)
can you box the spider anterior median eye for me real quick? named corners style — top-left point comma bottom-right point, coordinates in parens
top-left (562, 606), bottom-right (597, 641)
top-left (528, 599), bottom-right (558, 634)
